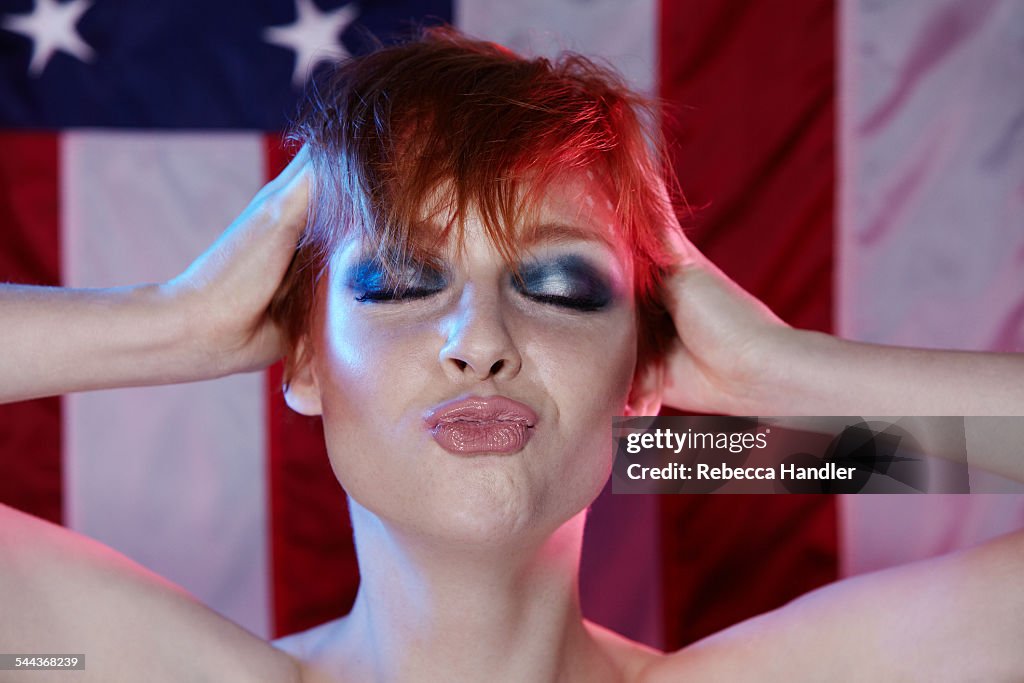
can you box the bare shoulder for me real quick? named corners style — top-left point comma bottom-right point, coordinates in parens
top-left (0, 503), bottom-right (301, 683)
top-left (642, 529), bottom-right (1024, 683)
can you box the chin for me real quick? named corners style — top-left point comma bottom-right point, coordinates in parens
top-left (432, 454), bottom-right (609, 546)
top-left (430, 469), bottom-right (547, 545)
top-left (400, 466), bottom-right (592, 549)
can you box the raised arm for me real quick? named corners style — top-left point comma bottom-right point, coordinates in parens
top-left (0, 148), bottom-right (312, 680)
top-left (0, 146), bottom-right (310, 404)
top-left (659, 227), bottom-right (1024, 478)
top-left (659, 234), bottom-right (1024, 416)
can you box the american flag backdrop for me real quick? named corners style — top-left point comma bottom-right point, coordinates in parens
top-left (1, 0), bottom-right (1022, 649)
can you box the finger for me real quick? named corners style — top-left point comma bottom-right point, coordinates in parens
top-left (661, 340), bottom-right (722, 414)
top-left (255, 145), bottom-right (312, 210)
top-left (199, 151), bottom-right (311, 281)
top-left (241, 322), bottom-right (287, 372)
top-left (268, 149), bottom-right (312, 236)
top-left (275, 143), bottom-right (311, 185)
top-left (652, 175), bottom-right (709, 270)
top-left (663, 220), bottom-right (699, 267)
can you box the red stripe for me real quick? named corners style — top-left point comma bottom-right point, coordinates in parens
top-left (581, 485), bottom-right (663, 646)
top-left (0, 133), bottom-right (63, 525)
top-left (264, 137), bottom-right (360, 638)
top-left (658, 0), bottom-right (839, 648)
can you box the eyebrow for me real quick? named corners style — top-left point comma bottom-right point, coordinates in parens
top-left (519, 222), bottom-right (623, 252)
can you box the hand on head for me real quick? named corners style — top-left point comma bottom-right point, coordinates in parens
top-left (165, 145), bottom-right (312, 376)
top-left (659, 217), bottom-right (790, 415)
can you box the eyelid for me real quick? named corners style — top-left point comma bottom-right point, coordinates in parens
top-left (517, 254), bottom-right (612, 284)
top-left (512, 255), bottom-right (614, 311)
top-left (346, 257), bottom-right (449, 305)
top-left (520, 244), bottom-right (621, 274)
top-left (349, 257), bottom-right (446, 283)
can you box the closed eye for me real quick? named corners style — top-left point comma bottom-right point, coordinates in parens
top-left (513, 255), bottom-right (614, 312)
top-left (348, 259), bottom-right (447, 303)
top-left (354, 287), bottom-right (444, 303)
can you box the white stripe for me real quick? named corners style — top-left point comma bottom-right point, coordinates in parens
top-left (61, 132), bottom-right (271, 637)
top-left (456, 0), bottom-right (658, 95)
top-left (839, 0), bottom-right (1024, 349)
top-left (839, 0), bottom-right (1024, 577)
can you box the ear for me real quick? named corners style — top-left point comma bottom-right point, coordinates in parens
top-left (283, 337), bottom-right (323, 416)
top-left (624, 359), bottom-right (665, 417)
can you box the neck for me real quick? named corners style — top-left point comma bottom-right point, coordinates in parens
top-left (326, 499), bottom-right (618, 683)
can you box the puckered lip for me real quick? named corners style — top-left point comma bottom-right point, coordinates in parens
top-left (423, 395), bottom-right (539, 430)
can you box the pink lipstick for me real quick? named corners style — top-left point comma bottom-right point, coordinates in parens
top-left (424, 396), bottom-right (538, 455)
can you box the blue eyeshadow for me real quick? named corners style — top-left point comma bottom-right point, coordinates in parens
top-left (347, 258), bottom-right (447, 300)
top-left (515, 255), bottom-right (613, 311)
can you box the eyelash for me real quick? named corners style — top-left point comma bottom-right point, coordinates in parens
top-left (353, 287), bottom-right (442, 303)
top-left (524, 292), bottom-right (607, 312)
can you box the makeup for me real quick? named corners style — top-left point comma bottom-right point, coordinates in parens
top-left (515, 254), bottom-right (614, 311)
top-left (347, 257), bottom-right (447, 302)
top-left (424, 395), bottom-right (538, 455)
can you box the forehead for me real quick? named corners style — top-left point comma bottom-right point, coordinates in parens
top-left (357, 169), bottom-right (629, 261)
top-left (521, 170), bottom-right (625, 251)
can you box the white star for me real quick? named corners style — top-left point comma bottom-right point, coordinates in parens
top-left (264, 0), bottom-right (359, 88)
top-left (2, 0), bottom-right (94, 77)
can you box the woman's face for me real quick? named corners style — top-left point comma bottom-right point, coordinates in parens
top-left (293, 172), bottom-right (648, 545)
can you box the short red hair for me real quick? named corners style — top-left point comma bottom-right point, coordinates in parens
top-left (271, 26), bottom-right (682, 383)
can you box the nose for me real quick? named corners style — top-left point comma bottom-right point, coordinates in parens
top-left (439, 284), bottom-right (522, 382)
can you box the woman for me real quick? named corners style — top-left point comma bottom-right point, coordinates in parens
top-left (2, 29), bottom-right (1023, 682)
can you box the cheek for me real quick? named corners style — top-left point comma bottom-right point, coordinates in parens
top-left (522, 312), bottom-right (637, 416)
top-left (516, 312), bottom-right (636, 516)
top-left (310, 298), bottom-right (444, 508)
top-left (518, 309), bottom-right (637, 456)
top-left (313, 299), bottom-right (432, 398)
top-left (311, 294), bottom-right (432, 440)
